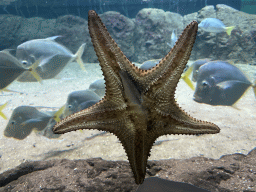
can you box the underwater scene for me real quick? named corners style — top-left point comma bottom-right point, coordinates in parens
top-left (0, 0), bottom-right (255, 191)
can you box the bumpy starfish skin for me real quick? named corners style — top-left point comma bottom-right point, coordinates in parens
top-left (53, 10), bottom-right (220, 184)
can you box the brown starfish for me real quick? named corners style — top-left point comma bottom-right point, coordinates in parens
top-left (53, 10), bottom-right (220, 184)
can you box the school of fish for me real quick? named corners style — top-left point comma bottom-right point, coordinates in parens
top-left (2, 17), bottom-right (254, 141)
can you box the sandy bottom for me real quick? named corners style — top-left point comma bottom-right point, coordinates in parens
top-left (0, 61), bottom-right (255, 174)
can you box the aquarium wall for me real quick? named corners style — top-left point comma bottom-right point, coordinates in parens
top-left (0, 0), bottom-right (244, 19)
top-left (0, 2), bottom-right (255, 64)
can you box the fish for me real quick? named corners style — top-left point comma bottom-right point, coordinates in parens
top-left (191, 58), bottom-right (211, 82)
top-left (0, 50), bottom-right (42, 91)
top-left (77, 100), bottom-right (100, 111)
top-left (139, 59), bottom-right (195, 90)
top-left (4, 106), bottom-right (64, 140)
top-left (167, 29), bottom-right (178, 48)
top-left (136, 177), bottom-right (209, 192)
top-left (89, 79), bottom-right (106, 98)
top-left (0, 102), bottom-right (8, 120)
top-left (4, 106), bottom-right (52, 140)
top-left (139, 59), bottom-right (161, 70)
top-left (193, 61), bottom-right (255, 106)
top-left (32, 90), bottom-right (100, 139)
top-left (16, 36), bottom-right (86, 82)
top-left (198, 18), bottom-right (235, 35)
top-left (37, 118), bottom-right (62, 139)
top-left (40, 98), bottom-right (99, 139)
top-left (63, 89), bottom-right (101, 117)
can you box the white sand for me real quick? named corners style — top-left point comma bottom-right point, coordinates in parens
top-left (0, 61), bottom-right (255, 174)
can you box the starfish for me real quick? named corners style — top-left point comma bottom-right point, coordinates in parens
top-left (53, 10), bottom-right (220, 184)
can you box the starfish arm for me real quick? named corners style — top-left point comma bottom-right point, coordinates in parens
top-left (53, 98), bottom-right (126, 134)
top-left (147, 103), bottom-right (220, 137)
top-left (119, 21), bottom-right (198, 93)
top-left (147, 21), bottom-right (198, 98)
top-left (88, 10), bottom-right (146, 91)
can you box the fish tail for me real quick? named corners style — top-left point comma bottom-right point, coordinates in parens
top-left (75, 43), bottom-right (86, 71)
top-left (225, 26), bottom-right (235, 36)
top-left (29, 59), bottom-right (43, 84)
top-left (53, 105), bottom-right (65, 122)
top-left (252, 81), bottom-right (256, 98)
top-left (0, 101), bottom-right (8, 120)
top-left (181, 65), bottom-right (195, 91)
top-left (0, 88), bottom-right (23, 94)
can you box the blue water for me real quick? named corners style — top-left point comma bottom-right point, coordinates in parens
top-left (0, 0), bottom-right (242, 19)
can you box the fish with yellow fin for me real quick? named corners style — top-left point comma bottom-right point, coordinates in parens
top-left (0, 50), bottom-right (42, 92)
top-left (193, 61), bottom-right (256, 106)
top-left (4, 106), bottom-right (64, 140)
top-left (40, 90), bottom-right (101, 138)
top-left (0, 102), bottom-right (8, 120)
top-left (190, 58), bottom-right (211, 82)
top-left (198, 18), bottom-right (235, 36)
top-left (63, 89), bottom-right (101, 117)
top-left (16, 36), bottom-right (86, 82)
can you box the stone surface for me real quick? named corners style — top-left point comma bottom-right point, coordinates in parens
top-left (0, 148), bottom-right (255, 191)
top-left (0, 14), bottom-right (23, 50)
top-left (134, 8), bottom-right (183, 63)
top-left (100, 11), bottom-right (135, 61)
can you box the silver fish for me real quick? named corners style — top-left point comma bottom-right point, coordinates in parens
top-left (0, 50), bottom-right (41, 90)
top-left (4, 106), bottom-right (52, 140)
top-left (63, 89), bottom-right (101, 117)
top-left (4, 105), bottom-right (65, 140)
top-left (89, 79), bottom-right (106, 98)
top-left (191, 58), bottom-right (211, 82)
top-left (16, 36), bottom-right (86, 82)
top-left (139, 59), bottom-right (161, 70)
top-left (198, 18), bottom-right (235, 36)
top-left (167, 29), bottom-right (178, 48)
top-left (193, 61), bottom-right (255, 106)
top-left (136, 177), bottom-right (209, 192)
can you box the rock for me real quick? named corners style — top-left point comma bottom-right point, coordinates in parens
top-left (100, 11), bottom-right (135, 61)
top-left (183, 12), bottom-right (198, 27)
top-left (197, 5), bottom-right (216, 22)
top-left (18, 17), bottom-right (44, 41)
top-left (0, 6), bottom-right (255, 64)
top-left (0, 15), bottom-right (23, 50)
top-left (134, 8), bottom-right (183, 63)
top-left (0, 148), bottom-right (255, 191)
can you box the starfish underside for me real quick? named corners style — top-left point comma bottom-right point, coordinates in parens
top-left (53, 10), bottom-right (220, 184)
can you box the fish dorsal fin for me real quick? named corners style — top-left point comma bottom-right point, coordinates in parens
top-left (2, 49), bottom-right (16, 55)
top-left (45, 35), bottom-right (62, 41)
top-left (21, 118), bottom-right (42, 126)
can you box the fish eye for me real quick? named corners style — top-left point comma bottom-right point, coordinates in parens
top-left (22, 60), bottom-right (28, 65)
top-left (68, 105), bottom-right (72, 109)
top-left (201, 81), bottom-right (209, 90)
top-left (202, 81), bottom-right (208, 87)
top-left (11, 121), bottom-right (15, 125)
